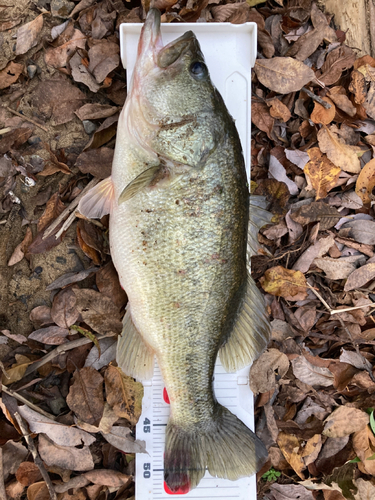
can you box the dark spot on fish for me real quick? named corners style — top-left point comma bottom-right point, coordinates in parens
top-left (175, 200), bottom-right (180, 205)
top-left (145, 209), bottom-right (153, 213)
top-left (143, 261), bottom-right (147, 265)
top-left (177, 270), bottom-right (186, 275)
top-left (143, 240), bottom-right (147, 246)
top-left (173, 302), bottom-right (180, 308)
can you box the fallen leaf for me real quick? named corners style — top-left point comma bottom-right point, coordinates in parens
top-left (292, 356), bottom-right (334, 387)
top-left (328, 88), bottom-right (357, 117)
top-left (310, 97), bottom-right (336, 125)
top-left (105, 365), bottom-right (143, 424)
top-left (46, 267), bottom-right (98, 291)
top-left (260, 266), bottom-right (307, 301)
top-left (51, 288), bottom-right (80, 329)
top-left (349, 70), bottom-right (367, 104)
top-left (339, 348), bottom-right (373, 371)
top-left (28, 326), bottom-right (69, 345)
top-left (285, 149), bottom-right (309, 169)
top-left (101, 425), bottom-right (146, 453)
top-left (75, 148), bottom-right (114, 179)
top-left (88, 40), bottom-right (119, 83)
top-left (323, 406), bottom-right (369, 438)
top-left (355, 157), bottom-right (375, 206)
top-left (0, 62), bottom-right (23, 90)
top-left (251, 101), bottom-right (274, 139)
top-left (254, 57), bottom-right (315, 94)
top-left (291, 201), bottom-right (340, 230)
top-left (45, 28), bottom-right (86, 68)
top-left (293, 234), bottom-right (335, 273)
top-left (84, 337), bottom-right (117, 370)
top-left (83, 469), bottom-right (131, 487)
top-left (2, 440), bottom-right (28, 481)
top-left (0, 128), bottom-right (33, 155)
top-left (304, 148), bottom-right (341, 200)
top-left (277, 432), bottom-right (305, 479)
top-left (3, 357), bottom-right (33, 385)
top-left (66, 366), bottom-right (105, 426)
top-left (344, 263), bottom-right (375, 291)
top-left (339, 220), bottom-right (375, 245)
top-left (96, 261), bottom-right (127, 308)
top-left (70, 52), bottom-right (100, 93)
top-left (15, 15), bottom-right (43, 55)
top-left (29, 306), bottom-right (52, 328)
top-left (354, 478), bottom-right (375, 500)
top-left (8, 227), bottom-right (32, 266)
top-left (25, 481), bottom-right (49, 500)
top-left (270, 483), bottom-right (315, 500)
top-left (17, 406), bottom-right (95, 446)
top-left (319, 45), bottom-right (356, 86)
top-left (313, 256), bottom-right (360, 280)
top-left (269, 154), bottom-right (299, 195)
top-left (83, 113), bottom-right (118, 150)
top-left (38, 434), bottom-right (94, 471)
top-left (75, 103), bottom-right (118, 121)
top-left (74, 289), bottom-right (122, 336)
top-left (1, 330), bottom-right (26, 344)
top-left (267, 98), bottom-right (292, 122)
top-left (16, 462), bottom-right (42, 487)
top-left (317, 126), bottom-right (361, 174)
top-left (249, 348), bottom-right (289, 395)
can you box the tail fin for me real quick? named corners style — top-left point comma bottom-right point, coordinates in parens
top-left (164, 404), bottom-right (267, 492)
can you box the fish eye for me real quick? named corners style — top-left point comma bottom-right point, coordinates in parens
top-left (189, 61), bottom-right (208, 80)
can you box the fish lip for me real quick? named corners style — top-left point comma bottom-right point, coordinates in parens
top-left (138, 8), bottom-right (163, 59)
top-left (157, 31), bottom-right (196, 68)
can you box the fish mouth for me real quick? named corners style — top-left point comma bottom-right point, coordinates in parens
top-left (139, 8), bottom-right (197, 68)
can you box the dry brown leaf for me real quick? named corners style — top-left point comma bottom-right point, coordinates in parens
top-left (251, 101), bottom-right (274, 139)
top-left (349, 70), bottom-right (367, 104)
top-left (104, 365), bottom-right (143, 424)
top-left (17, 406), bottom-right (95, 447)
top-left (38, 434), bottom-right (94, 472)
top-left (101, 425), bottom-right (147, 453)
top-left (83, 113), bottom-right (119, 150)
top-left (0, 128), bottom-right (33, 155)
top-left (84, 337), bottom-right (116, 370)
top-left (83, 469), bottom-right (131, 487)
top-left (3, 357), bottom-right (33, 385)
top-left (319, 45), bottom-right (356, 86)
top-left (302, 434), bottom-right (322, 466)
top-left (8, 227), bottom-right (32, 266)
top-left (291, 201), bottom-right (340, 230)
top-left (317, 126), bottom-right (361, 173)
top-left (352, 425), bottom-right (375, 475)
top-left (26, 481), bottom-right (49, 500)
top-left (75, 103), bottom-right (118, 121)
top-left (355, 157), bottom-right (375, 206)
top-left (270, 484), bottom-right (315, 500)
top-left (28, 326), bottom-right (69, 345)
top-left (16, 462), bottom-right (42, 487)
top-left (339, 220), bottom-right (375, 245)
top-left (88, 40), bottom-right (119, 83)
top-left (3, 441), bottom-right (28, 481)
top-left (267, 98), bottom-right (291, 122)
top-left (66, 366), bottom-right (105, 426)
top-left (70, 52), bottom-right (100, 93)
top-left (292, 356), bottom-right (334, 387)
top-left (45, 28), bottom-right (86, 68)
top-left (304, 147), bottom-right (341, 200)
top-left (74, 288), bottom-right (122, 336)
top-left (310, 97), bottom-right (336, 125)
top-left (254, 57), bottom-right (315, 94)
top-left (15, 15), bottom-right (43, 55)
top-left (51, 288), bottom-right (80, 329)
top-left (277, 432), bottom-right (305, 479)
top-left (328, 89), bottom-right (356, 117)
top-left (75, 148), bottom-right (114, 179)
top-left (354, 478), bottom-right (375, 500)
top-left (29, 306), bottom-right (52, 328)
top-left (313, 256), bottom-right (360, 280)
top-left (323, 406), bottom-right (369, 438)
top-left (0, 62), bottom-right (23, 90)
top-left (344, 263), bottom-right (375, 291)
top-left (249, 348), bottom-right (289, 395)
top-left (260, 266), bottom-right (307, 301)
top-left (96, 261), bottom-right (127, 309)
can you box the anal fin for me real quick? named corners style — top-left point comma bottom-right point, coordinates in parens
top-left (219, 273), bottom-right (271, 372)
top-left (116, 306), bottom-right (155, 381)
top-left (248, 194), bottom-right (274, 258)
top-left (77, 177), bottom-right (114, 219)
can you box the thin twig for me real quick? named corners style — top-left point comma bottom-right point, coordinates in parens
top-left (14, 413), bottom-right (57, 500)
top-left (42, 178), bottom-right (100, 240)
top-left (76, 212), bottom-right (106, 228)
top-left (5, 106), bottom-right (49, 133)
top-left (301, 87), bottom-right (331, 109)
top-left (307, 283), bottom-right (375, 382)
top-left (330, 304), bottom-right (375, 315)
top-left (1, 386), bottom-right (57, 421)
top-left (308, 332), bottom-right (375, 345)
top-left (23, 334), bottom-right (105, 378)
top-left (0, 448), bottom-right (7, 500)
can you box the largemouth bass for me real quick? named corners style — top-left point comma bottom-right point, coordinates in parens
top-left (78, 8), bottom-right (271, 492)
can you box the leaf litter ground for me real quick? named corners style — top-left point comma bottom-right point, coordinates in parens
top-left (1, 0), bottom-right (375, 498)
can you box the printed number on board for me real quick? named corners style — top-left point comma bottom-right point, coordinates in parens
top-left (143, 418), bottom-right (151, 433)
top-left (143, 462), bottom-right (151, 479)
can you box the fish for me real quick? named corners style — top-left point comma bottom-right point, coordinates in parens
top-left (78, 8), bottom-right (272, 493)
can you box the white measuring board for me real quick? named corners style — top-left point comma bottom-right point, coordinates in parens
top-left (119, 19), bottom-right (258, 500)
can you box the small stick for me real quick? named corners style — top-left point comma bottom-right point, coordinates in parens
top-left (5, 106), bottom-right (49, 133)
top-left (1, 386), bottom-right (57, 421)
top-left (76, 212), bottom-right (106, 229)
top-left (308, 332), bottom-right (375, 346)
top-left (307, 283), bottom-right (375, 382)
top-left (24, 334), bottom-right (105, 378)
top-left (14, 412), bottom-right (57, 500)
top-left (43, 178), bottom-right (100, 240)
top-left (301, 87), bottom-right (331, 109)
top-left (55, 210), bottom-right (77, 239)
top-left (0, 448), bottom-right (7, 500)
top-left (331, 304), bottom-right (375, 315)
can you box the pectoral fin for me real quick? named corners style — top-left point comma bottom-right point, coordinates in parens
top-left (118, 164), bottom-right (164, 204)
top-left (247, 195), bottom-right (274, 258)
top-left (77, 177), bottom-right (114, 219)
top-left (116, 306), bottom-right (155, 381)
top-left (219, 273), bottom-right (271, 372)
